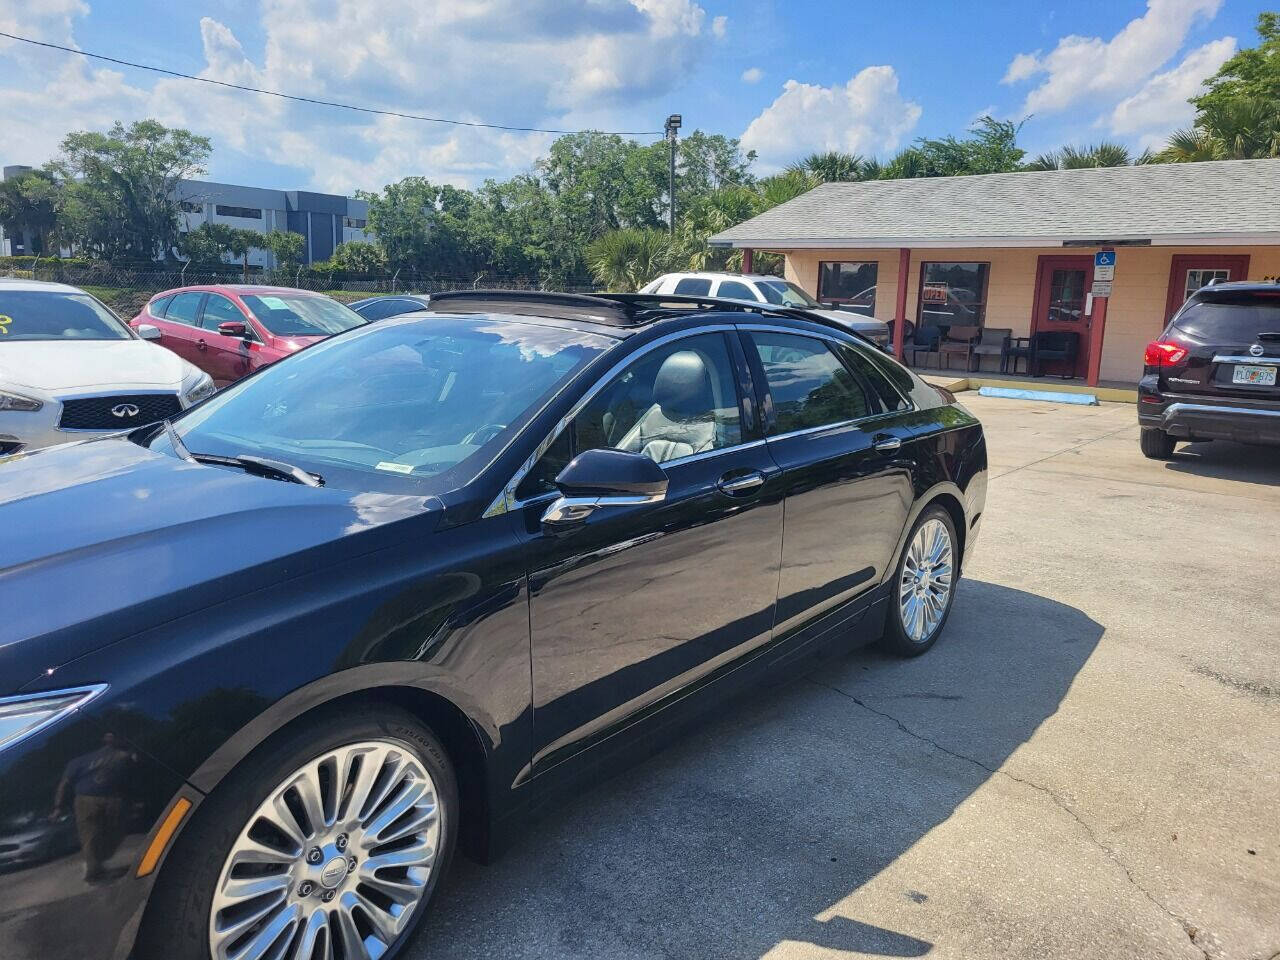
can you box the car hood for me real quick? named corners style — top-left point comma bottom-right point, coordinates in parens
top-left (808, 309), bottom-right (889, 335)
top-left (0, 340), bottom-right (196, 394)
top-left (0, 439), bottom-right (441, 690)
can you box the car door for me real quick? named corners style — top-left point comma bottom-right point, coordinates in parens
top-left (197, 293), bottom-right (258, 386)
top-left (742, 326), bottom-right (914, 639)
top-left (515, 329), bottom-right (784, 775)
top-left (151, 291), bottom-right (207, 368)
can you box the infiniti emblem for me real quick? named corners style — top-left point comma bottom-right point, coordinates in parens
top-left (111, 403), bottom-right (141, 418)
top-left (1249, 343), bottom-right (1265, 357)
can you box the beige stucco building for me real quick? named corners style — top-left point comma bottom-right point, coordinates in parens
top-left (710, 160), bottom-right (1280, 385)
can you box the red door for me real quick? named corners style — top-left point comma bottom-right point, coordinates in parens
top-left (1165, 254), bottom-right (1251, 322)
top-left (1031, 255), bottom-right (1094, 378)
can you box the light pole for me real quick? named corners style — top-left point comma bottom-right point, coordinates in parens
top-left (665, 114), bottom-right (682, 235)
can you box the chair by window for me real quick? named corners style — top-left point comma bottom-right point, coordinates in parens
top-left (970, 327), bottom-right (1011, 372)
top-left (1031, 331), bottom-right (1080, 378)
top-left (1003, 336), bottom-right (1032, 374)
top-left (938, 324), bottom-right (981, 370)
top-left (908, 325), bottom-right (941, 368)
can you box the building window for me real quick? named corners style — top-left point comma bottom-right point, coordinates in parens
top-left (179, 200), bottom-right (203, 214)
top-left (344, 217), bottom-right (366, 229)
top-left (216, 205), bottom-right (262, 220)
top-left (1184, 268), bottom-right (1230, 300)
top-left (918, 261), bottom-right (989, 328)
top-left (818, 261), bottom-right (878, 315)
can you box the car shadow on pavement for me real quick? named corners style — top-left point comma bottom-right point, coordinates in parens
top-left (413, 579), bottom-right (1102, 960)
top-left (1164, 439), bottom-right (1280, 485)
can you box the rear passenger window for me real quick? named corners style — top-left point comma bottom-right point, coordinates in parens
top-left (716, 280), bottom-right (757, 301)
top-left (837, 344), bottom-right (908, 412)
top-left (674, 278), bottom-right (712, 296)
top-left (752, 333), bottom-right (874, 433)
top-left (149, 295), bottom-right (173, 317)
top-left (165, 292), bottom-right (204, 326)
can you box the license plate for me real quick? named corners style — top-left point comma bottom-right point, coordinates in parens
top-left (1231, 364), bottom-right (1277, 386)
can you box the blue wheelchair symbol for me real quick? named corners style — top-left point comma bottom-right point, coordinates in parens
top-left (1095, 251), bottom-right (1116, 267)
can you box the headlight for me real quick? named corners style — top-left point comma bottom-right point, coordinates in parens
top-left (0, 390), bottom-right (42, 412)
top-left (0, 685), bottom-right (106, 753)
top-left (182, 372), bottom-right (216, 406)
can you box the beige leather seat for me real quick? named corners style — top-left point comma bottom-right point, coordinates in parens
top-left (619, 351), bottom-right (720, 463)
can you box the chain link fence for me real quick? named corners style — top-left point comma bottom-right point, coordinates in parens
top-left (0, 258), bottom-right (602, 317)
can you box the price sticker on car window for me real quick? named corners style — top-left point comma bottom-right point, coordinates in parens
top-left (0, 314), bottom-right (11, 334)
top-left (259, 296), bottom-right (290, 310)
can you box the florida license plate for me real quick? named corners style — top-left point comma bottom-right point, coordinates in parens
top-left (1232, 364), bottom-right (1277, 386)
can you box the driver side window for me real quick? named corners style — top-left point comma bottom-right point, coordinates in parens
top-left (515, 333), bottom-right (744, 499)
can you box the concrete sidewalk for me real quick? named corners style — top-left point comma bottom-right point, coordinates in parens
top-left (410, 396), bottom-right (1280, 960)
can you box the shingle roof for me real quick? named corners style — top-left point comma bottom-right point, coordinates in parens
top-left (709, 159), bottom-right (1280, 248)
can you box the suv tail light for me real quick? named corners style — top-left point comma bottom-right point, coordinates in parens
top-left (1144, 340), bottom-right (1188, 366)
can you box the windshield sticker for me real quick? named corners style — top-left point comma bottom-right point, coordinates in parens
top-left (0, 314), bottom-right (11, 334)
top-left (375, 461), bottom-right (414, 474)
top-left (259, 296), bottom-right (291, 310)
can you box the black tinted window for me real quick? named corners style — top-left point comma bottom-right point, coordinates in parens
top-left (837, 343), bottom-right (907, 412)
top-left (166, 292), bottom-right (204, 326)
top-left (717, 280), bottom-right (757, 301)
top-left (673, 278), bottom-right (712, 296)
top-left (752, 333), bottom-right (872, 433)
top-left (1173, 295), bottom-right (1280, 344)
top-left (201, 294), bottom-right (246, 330)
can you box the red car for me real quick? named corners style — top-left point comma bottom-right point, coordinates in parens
top-left (129, 285), bottom-right (367, 386)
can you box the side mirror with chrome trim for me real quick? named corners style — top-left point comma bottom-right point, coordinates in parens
top-left (136, 323), bottom-right (162, 341)
top-left (541, 448), bottom-right (668, 533)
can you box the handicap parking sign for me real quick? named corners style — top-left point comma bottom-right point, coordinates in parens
top-left (1094, 251), bottom-right (1116, 267)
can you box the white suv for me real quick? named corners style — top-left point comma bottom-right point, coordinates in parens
top-left (0, 279), bottom-right (215, 458)
top-left (640, 272), bottom-right (890, 349)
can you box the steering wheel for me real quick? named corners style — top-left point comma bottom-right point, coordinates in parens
top-left (462, 423), bottom-right (506, 445)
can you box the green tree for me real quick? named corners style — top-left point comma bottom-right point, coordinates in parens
top-left (1024, 142), bottom-right (1135, 169)
top-left (52, 119), bottom-right (211, 261)
top-left (263, 229), bottom-right (304, 271)
top-left (361, 177), bottom-right (479, 277)
top-left (786, 150), bottom-right (868, 183)
top-left (177, 222), bottom-right (260, 277)
top-left (0, 169), bottom-right (60, 255)
top-left (585, 228), bottom-right (673, 289)
top-left (324, 240), bottom-right (388, 275)
top-left (884, 116), bottom-right (1026, 178)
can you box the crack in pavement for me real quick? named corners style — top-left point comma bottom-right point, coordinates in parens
top-left (989, 421), bottom-right (1137, 481)
top-left (809, 676), bottom-right (1214, 960)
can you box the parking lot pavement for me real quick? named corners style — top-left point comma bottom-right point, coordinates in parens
top-left (411, 395), bottom-right (1280, 960)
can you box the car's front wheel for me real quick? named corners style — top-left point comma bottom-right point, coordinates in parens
top-left (137, 705), bottom-right (457, 960)
top-left (881, 505), bottom-right (958, 657)
top-left (1139, 427), bottom-right (1177, 459)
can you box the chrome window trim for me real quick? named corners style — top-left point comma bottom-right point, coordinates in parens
top-left (485, 325), bottom-right (741, 517)
top-left (1213, 354), bottom-right (1280, 366)
top-left (736, 322), bottom-right (917, 430)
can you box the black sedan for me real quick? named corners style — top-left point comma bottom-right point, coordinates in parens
top-left (348, 293), bottom-right (432, 322)
top-left (0, 291), bottom-right (986, 960)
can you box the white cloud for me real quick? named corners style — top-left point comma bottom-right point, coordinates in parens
top-left (741, 66), bottom-right (763, 84)
top-left (1109, 36), bottom-right (1235, 138)
top-left (1004, 0), bottom-right (1222, 115)
top-left (711, 15), bottom-right (727, 38)
top-left (0, 0), bottom-right (717, 192)
top-left (740, 67), bottom-right (922, 170)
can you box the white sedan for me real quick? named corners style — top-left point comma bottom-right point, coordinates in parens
top-left (0, 279), bottom-right (215, 458)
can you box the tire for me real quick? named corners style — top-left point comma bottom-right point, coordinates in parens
top-left (880, 505), bottom-right (959, 657)
top-left (1139, 427), bottom-right (1176, 460)
top-left (136, 704), bottom-right (458, 960)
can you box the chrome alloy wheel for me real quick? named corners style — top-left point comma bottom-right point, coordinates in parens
top-left (209, 741), bottom-right (441, 960)
top-left (898, 517), bottom-right (954, 643)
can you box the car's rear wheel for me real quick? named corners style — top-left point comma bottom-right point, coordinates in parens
top-left (1139, 427), bottom-right (1177, 459)
top-left (136, 706), bottom-right (457, 960)
top-left (880, 505), bottom-right (958, 657)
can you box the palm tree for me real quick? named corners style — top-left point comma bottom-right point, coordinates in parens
top-left (1154, 128), bottom-right (1225, 163)
top-left (585, 228), bottom-right (673, 290)
top-left (1023, 151), bottom-right (1062, 171)
top-left (786, 150), bottom-right (867, 183)
top-left (1025, 143), bottom-right (1134, 170)
top-left (754, 171), bottom-right (814, 212)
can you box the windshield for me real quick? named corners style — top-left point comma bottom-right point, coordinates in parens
top-left (152, 315), bottom-right (611, 494)
top-left (241, 294), bottom-right (367, 337)
top-left (1173, 294), bottom-right (1280, 343)
top-left (0, 291), bottom-right (132, 341)
top-left (757, 280), bottom-right (821, 308)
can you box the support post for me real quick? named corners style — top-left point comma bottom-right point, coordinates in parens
top-left (893, 247), bottom-right (911, 362)
top-left (1086, 295), bottom-right (1108, 386)
top-left (741, 248), bottom-right (753, 274)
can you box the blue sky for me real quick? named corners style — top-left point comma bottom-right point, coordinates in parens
top-left (0, 0), bottom-right (1270, 195)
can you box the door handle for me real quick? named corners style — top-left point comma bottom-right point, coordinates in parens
top-left (718, 470), bottom-right (765, 495)
top-left (196, 338), bottom-right (208, 351)
top-left (873, 434), bottom-right (902, 453)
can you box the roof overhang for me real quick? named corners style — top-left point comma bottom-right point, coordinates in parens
top-left (709, 233), bottom-right (1280, 250)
